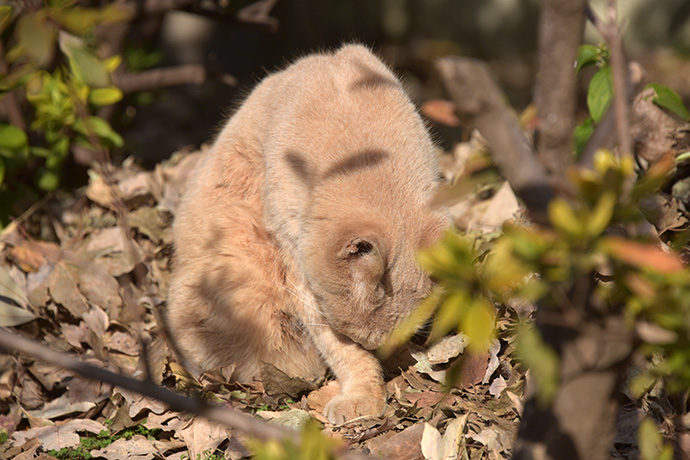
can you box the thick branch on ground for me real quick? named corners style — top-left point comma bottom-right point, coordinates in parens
top-left (436, 57), bottom-right (555, 224)
top-left (0, 328), bottom-right (373, 460)
top-left (0, 328), bottom-right (290, 442)
top-left (113, 64), bottom-right (237, 94)
top-left (534, 0), bottom-right (588, 180)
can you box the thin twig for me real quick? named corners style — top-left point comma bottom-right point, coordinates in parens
top-left (606, 0), bottom-right (633, 160)
top-left (114, 65), bottom-right (237, 94)
top-left (586, 2), bottom-right (632, 161)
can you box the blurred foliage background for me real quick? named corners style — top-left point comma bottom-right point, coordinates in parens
top-left (1, 0), bottom-right (689, 187)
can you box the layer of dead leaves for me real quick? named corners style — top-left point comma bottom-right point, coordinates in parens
top-left (2, 122), bottom-right (688, 459)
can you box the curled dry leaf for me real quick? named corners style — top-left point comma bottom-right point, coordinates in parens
top-left (421, 99), bottom-right (461, 127)
top-left (420, 414), bottom-right (468, 460)
top-left (0, 264), bottom-right (35, 327)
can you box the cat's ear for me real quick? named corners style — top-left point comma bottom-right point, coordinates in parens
top-left (338, 237), bottom-right (384, 286)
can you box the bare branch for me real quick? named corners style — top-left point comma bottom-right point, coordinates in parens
top-left (534, 0), bottom-right (588, 180)
top-left (436, 57), bottom-right (555, 224)
top-left (114, 64), bottom-right (237, 94)
top-left (0, 327), bottom-right (292, 443)
top-left (585, 2), bottom-right (633, 161)
top-left (0, 327), bottom-right (375, 460)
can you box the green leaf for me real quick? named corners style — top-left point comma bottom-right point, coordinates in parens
top-left (575, 44), bottom-right (600, 72)
top-left (645, 83), bottom-right (690, 120)
top-left (36, 167), bottom-right (60, 191)
top-left (629, 371), bottom-right (656, 399)
top-left (0, 158), bottom-right (4, 185)
top-left (380, 286), bottom-right (442, 357)
top-left (573, 117), bottom-right (594, 157)
top-left (89, 86), bottom-right (123, 106)
top-left (74, 116), bottom-right (123, 148)
top-left (29, 146), bottom-right (52, 158)
top-left (515, 324), bottom-right (560, 406)
top-left (638, 417), bottom-right (663, 460)
top-left (587, 191), bottom-right (616, 238)
top-left (0, 123), bottom-right (28, 158)
top-left (548, 198), bottom-right (583, 238)
top-left (461, 298), bottom-right (495, 352)
top-left (15, 13), bottom-right (56, 67)
top-left (587, 66), bottom-right (612, 123)
top-left (58, 31), bottom-right (110, 87)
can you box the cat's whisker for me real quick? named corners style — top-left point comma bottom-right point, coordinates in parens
top-left (271, 278), bottom-right (325, 318)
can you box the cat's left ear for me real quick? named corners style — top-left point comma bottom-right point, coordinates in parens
top-left (339, 237), bottom-right (383, 275)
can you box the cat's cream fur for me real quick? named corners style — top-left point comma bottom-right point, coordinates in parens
top-left (168, 44), bottom-right (448, 424)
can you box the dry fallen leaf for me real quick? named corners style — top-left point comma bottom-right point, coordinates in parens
top-left (27, 394), bottom-right (95, 420)
top-left (175, 416), bottom-right (229, 460)
top-left (12, 419), bottom-right (106, 451)
top-left (421, 414), bottom-right (468, 460)
top-left (370, 423), bottom-right (426, 460)
top-left (91, 434), bottom-right (158, 460)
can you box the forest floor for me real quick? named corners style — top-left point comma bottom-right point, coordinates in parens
top-left (0, 136), bottom-right (668, 460)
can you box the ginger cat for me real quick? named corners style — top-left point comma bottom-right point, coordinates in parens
top-left (168, 44), bottom-right (448, 424)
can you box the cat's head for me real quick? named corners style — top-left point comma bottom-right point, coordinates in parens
top-left (303, 212), bottom-right (448, 350)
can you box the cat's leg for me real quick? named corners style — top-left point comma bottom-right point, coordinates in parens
top-left (301, 307), bottom-right (386, 424)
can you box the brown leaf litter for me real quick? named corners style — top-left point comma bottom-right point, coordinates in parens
top-left (4, 129), bottom-right (687, 459)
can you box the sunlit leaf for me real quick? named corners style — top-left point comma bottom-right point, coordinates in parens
top-left (15, 13), bottom-right (56, 67)
top-left (645, 83), bottom-right (690, 120)
top-left (103, 55), bottom-right (123, 73)
top-left (629, 371), bottom-right (657, 399)
top-left (379, 286), bottom-right (442, 358)
top-left (89, 86), bottom-right (123, 106)
top-left (461, 298), bottom-right (495, 352)
top-left (638, 417), bottom-right (664, 460)
top-left (548, 198), bottom-right (583, 238)
top-left (586, 191), bottom-right (615, 238)
top-left (428, 292), bottom-right (466, 344)
top-left (58, 31), bottom-right (110, 87)
top-left (587, 66), bottom-right (612, 123)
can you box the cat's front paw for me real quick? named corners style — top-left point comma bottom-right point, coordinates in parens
top-left (324, 392), bottom-right (386, 425)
